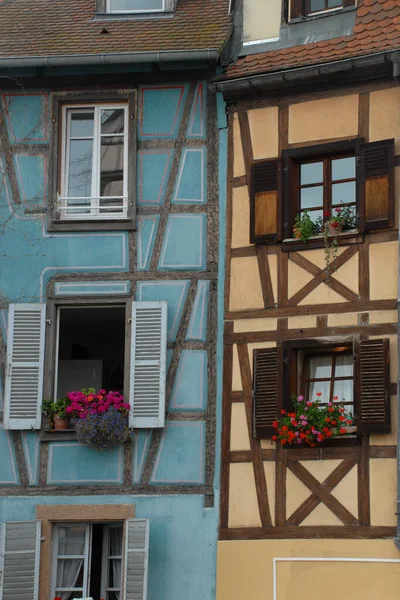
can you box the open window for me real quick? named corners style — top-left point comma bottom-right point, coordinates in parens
top-left (50, 92), bottom-right (136, 232)
top-left (3, 300), bottom-right (167, 431)
top-left (253, 338), bottom-right (391, 439)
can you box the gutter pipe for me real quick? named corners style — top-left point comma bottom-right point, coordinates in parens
top-left (0, 49), bottom-right (218, 69)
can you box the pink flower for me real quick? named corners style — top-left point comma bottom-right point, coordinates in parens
top-left (297, 395), bottom-right (304, 402)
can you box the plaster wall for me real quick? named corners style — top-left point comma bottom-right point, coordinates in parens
top-left (243, 0), bottom-right (282, 42)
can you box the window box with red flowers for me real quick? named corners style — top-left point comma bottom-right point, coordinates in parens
top-left (272, 393), bottom-right (355, 447)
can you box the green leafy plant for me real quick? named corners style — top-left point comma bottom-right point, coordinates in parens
top-left (272, 393), bottom-right (354, 447)
top-left (322, 205), bottom-right (356, 270)
top-left (293, 211), bottom-right (316, 242)
top-left (42, 397), bottom-right (71, 419)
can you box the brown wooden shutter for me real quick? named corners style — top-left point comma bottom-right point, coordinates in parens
top-left (359, 139), bottom-right (395, 231)
top-left (250, 159), bottom-right (281, 244)
top-left (355, 338), bottom-right (391, 434)
top-left (290, 0), bottom-right (304, 19)
top-left (253, 348), bottom-right (279, 438)
top-left (342, 0), bottom-right (356, 7)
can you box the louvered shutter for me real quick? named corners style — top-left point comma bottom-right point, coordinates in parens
top-left (355, 339), bottom-right (391, 434)
top-left (0, 521), bottom-right (41, 600)
top-left (124, 519), bottom-right (149, 600)
top-left (252, 348), bottom-right (278, 438)
top-left (3, 304), bottom-right (46, 430)
top-left (290, 0), bottom-right (304, 19)
top-left (359, 139), bottom-right (395, 231)
top-left (129, 301), bottom-right (167, 429)
top-left (250, 159), bottom-right (281, 244)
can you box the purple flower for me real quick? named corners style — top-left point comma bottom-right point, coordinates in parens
top-left (300, 420), bottom-right (307, 426)
top-left (299, 415), bottom-right (306, 420)
top-left (297, 395), bottom-right (304, 402)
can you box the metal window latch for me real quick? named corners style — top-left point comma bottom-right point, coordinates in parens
top-left (46, 319), bottom-right (51, 324)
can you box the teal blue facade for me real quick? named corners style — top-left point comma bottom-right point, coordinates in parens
top-left (0, 75), bottom-right (228, 600)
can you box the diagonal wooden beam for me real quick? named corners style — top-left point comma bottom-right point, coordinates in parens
top-left (256, 245), bottom-right (275, 308)
top-left (237, 343), bottom-right (273, 527)
top-left (288, 460), bottom-right (358, 526)
top-left (288, 245), bottom-right (359, 305)
top-left (287, 459), bottom-right (357, 526)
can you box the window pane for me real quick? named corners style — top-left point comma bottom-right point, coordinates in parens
top-left (333, 379), bottom-right (354, 407)
top-left (335, 354), bottom-right (353, 377)
top-left (108, 558), bottom-right (122, 588)
top-left (69, 110), bottom-right (94, 138)
top-left (301, 209), bottom-right (323, 228)
top-left (300, 161), bottom-right (323, 185)
top-left (309, 355), bottom-right (333, 379)
top-left (328, 0), bottom-right (342, 6)
top-left (67, 139), bottom-right (93, 198)
top-left (108, 0), bottom-right (163, 10)
top-left (101, 108), bottom-right (125, 135)
top-left (55, 592), bottom-right (85, 600)
top-left (100, 136), bottom-right (124, 197)
top-left (107, 592), bottom-right (120, 600)
top-left (300, 185), bottom-right (323, 209)
top-left (308, 380), bottom-right (331, 402)
top-left (331, 181), bottom-right (356, 205)
top-left (108, 526), bottom-right (123, 556)
top-left (331, 156), bottom-right (355, 181)
top-left (310, 0), bottom-right (326, 10)
top-left (58, 525), bottom-right (86, 556)
top-left (56, 559), bottom-right (84, 588)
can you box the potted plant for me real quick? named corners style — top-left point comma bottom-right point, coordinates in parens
top-left (42, 397), bottom-right (72, 430)
top-left (319, 206), bottom-right (356, 269)
top-left (293, 210), bottom-right (316, 241)
top-left (66, 388), bottom-right (131, 450)
top-left (272, 393), bottom-right (354, 447)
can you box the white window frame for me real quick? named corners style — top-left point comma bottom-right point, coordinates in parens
top-left (59, 103), bottom-right (129, 221)
top-left (106, 0), bottom-right (165, 13)
top-left (51, 523), bottom-right (92, 599)
top-left (101, 523), bottom-right (124, 599)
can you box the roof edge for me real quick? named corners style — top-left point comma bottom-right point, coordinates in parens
top-left (0, 49), bottom-right (219, 69)
top-left (210, 49), bottom-right (400, 95)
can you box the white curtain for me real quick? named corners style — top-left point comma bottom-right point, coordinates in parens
top-left (333, 355), bottom-right (354, 415)
top-left (56, 526), bottom-right (87, 600)
top-left (308, 355), bottom-right (332, 402)
top-left (110, 526), bottom-right (123, 600)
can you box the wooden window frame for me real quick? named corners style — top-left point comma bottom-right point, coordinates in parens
top-left (306, 0), bottom-right (344, 16)
top-left (282, 138), bottom-right (361, 243)
top-left (289, 0), bottom-right (355, 21)
top-left (48, 90), bottom-right (137, 232)
top-left (301, 345), bottom-right (354, 414)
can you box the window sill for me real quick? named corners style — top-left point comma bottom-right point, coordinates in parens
top-left (281, 229), bottom-right (363, 252)
top-left (41, 429), bottom-right (77, 442)
top-left (48, 219), bottom-right (135, 232)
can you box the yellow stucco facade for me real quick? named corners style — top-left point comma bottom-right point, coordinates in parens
top-left (220, 79), bottom-right (400, 598)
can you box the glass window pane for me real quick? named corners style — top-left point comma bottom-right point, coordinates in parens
top-left (331, 181), bottom-right (356, 205)
top-left (331, 156), bottom-right (356, 181)
top-left (108, 0), bottom-right (163, 10)
top-left (69, 110), bottom-right (94, 138)
top-left (67, 139), bottom-right (93, 198)
top-left (100, 136), bottom-right (124, 197)
top-left (309, 355), bottom-right (333, 379)
top-left (107, 592), bottom-right (120, 600)
top-left (300, 185), bottom-right (323, 209)
top-left (56, 592), bottom-right (85, 600)
top-left (108, 558), bottom-right (122, 588)
top-left (308, 380), bottom-right (331, 403)
top-left (58, 525), bottom-right (86, 556)
top-left (101, 108), bottom-right (125, 135)
top-left (300, 161), bottom-right (323, 185)
top-left (328, 0), bottom-right (342, 6)
top-left (333, 379), bottom-right (354, 406)
top-left (108, 526), bottom-right (123, 556)
top-left (335, 354), bottom-right (353, 377)
top-left (310, 0), bottom-right (326, 10)
top-left (301, 209), bottom-right (323, 228)
top-left (56, 559), bottom-right (84, 588)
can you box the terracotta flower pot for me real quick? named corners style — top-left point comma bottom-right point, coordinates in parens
top-left (53, 414), bottom-right (70, 430)
top-left (293, 227), bottom-right (302, 239)
top-left (328, 222), bottom-right (342, 236)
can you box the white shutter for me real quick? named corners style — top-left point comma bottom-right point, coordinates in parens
top-left (124, 519), bottom-right (149, 600)
top-left (0, 521), bottom-right (41, 600)
top-left (129, 301), bottom-right (167, 429)
top-left (3, 304), bottom-right (46, 430)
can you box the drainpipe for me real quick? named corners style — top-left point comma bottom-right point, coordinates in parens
top-left (393, 52), bottom-right (400, 550)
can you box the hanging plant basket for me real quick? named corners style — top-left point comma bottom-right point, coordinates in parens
top-left (75, 407), bottom-right (130, 450)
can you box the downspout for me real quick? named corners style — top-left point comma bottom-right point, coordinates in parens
top-left (393, 52), bottom-right (400, 550)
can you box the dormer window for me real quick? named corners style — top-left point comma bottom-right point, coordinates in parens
top-left (106, 0), bottom-right (165, 12)
top-left (307, 0), bottom-right (343, 14)
top-left (289, 0), bottom-right (355, 21)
